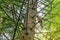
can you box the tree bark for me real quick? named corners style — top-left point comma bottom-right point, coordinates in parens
top-left (20, 0), bottom-right (37, 40)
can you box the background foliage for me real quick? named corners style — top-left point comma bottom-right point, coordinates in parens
top-left (0, 0), bottom-right (60, 40)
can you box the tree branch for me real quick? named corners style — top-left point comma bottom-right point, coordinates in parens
top-left (3, 33), bottom-right (9, 40)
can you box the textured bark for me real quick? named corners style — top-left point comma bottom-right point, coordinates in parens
top-left (20, 0), bottom-right (37, 40)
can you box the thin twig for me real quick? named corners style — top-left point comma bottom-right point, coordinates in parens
top-left (3, 33), bottom-right (9, 40)
top-left (12, 0), bottom-right (25, 40)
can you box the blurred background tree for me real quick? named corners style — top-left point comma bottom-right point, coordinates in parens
top-left (0, 0), bottom-right (60, 40)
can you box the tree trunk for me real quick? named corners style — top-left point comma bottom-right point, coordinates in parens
top-left (20, 0), bottom-right (37, 40)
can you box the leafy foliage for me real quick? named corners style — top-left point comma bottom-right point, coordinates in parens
top-left (42, 0), bottom-right (60, 40)
top-left (0, 0), bottom-right (25, 40)
top-left (0, 0), bottom-right (60, 40)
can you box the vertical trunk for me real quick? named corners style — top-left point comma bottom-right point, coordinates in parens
top-left (20, 0), bottom-right (37, 40)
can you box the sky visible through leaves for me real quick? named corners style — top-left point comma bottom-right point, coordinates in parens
top-left (0, 0), bottom-right (60, 40)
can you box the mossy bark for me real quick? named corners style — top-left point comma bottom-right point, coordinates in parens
top-left (20, 0), bottom-right (37, 40)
